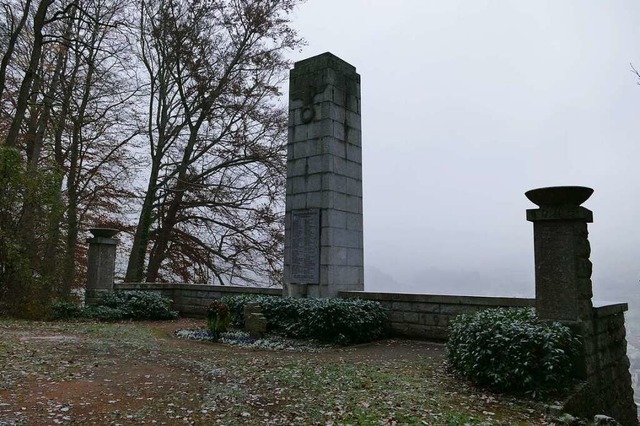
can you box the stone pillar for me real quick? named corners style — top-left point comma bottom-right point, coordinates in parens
top-left (526, 186), bottom-right (595, 383)
top-left (85, 228), bottom-right (119, 305)
top-left (283, 52), bottom-right (364, 298)
top-left (527, 187), bottom-right (638, 425)
top-left (525, 186), bottom-right (594, 323)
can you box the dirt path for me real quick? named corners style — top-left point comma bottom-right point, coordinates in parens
top-left (0, 319), bottom-right (546, 425)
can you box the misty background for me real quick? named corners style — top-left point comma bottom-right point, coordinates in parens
top-left (287, 1), bottom-right (640, 312)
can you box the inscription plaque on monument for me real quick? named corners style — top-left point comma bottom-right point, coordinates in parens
top-left (291, 209), bottom-right (320, 283)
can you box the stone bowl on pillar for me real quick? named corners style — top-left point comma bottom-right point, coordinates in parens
top-left (89, 228), bottom-right (119, 238)
top-left (525, 186), bottom-right (593, 208)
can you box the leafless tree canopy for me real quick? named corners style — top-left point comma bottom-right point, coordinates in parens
top-left (0, 0), bottom-right (304, 317)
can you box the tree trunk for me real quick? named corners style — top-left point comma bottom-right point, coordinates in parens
top-left (0, 0), bottom-right (32, 103)
top-left (124, 166), bottom-right (160, 282)
top-left (5, 0), bottom-right (54, 148)
top-left (62, 16), bottom-right (100, 293)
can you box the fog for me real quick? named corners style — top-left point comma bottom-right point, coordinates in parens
top-left (289, 1), bottom-right (640, 303)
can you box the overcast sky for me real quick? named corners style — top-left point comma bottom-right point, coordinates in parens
top-left (288, 1), bottom-right (640, 301)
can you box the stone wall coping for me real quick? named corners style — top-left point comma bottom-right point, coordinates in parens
top-left (593, 302), bottom-right (628, 318)
top-left (111, 286), bottom-right (628, 318)
top-left (338, 291), bottom-right (534, 307)
top-left (114, 283), bottom-right (282, 295)
top-left (113, 285), bottom-right (536, 307)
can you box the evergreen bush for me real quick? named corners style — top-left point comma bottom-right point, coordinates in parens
top-left (50, 300), bottom-right (84, 320)
top-left (83, 305), bottom-right (128, 322)
top-left (446, 307), bottom-right (580, 397)
top-left (48, 291), bottom-right (178, 321)
top-left (220, 295), bottom-right (388, 345)
top-left (100, 291), bottom-right (178, 320)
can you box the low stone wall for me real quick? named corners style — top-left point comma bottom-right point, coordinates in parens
top-left (113, 284), bottom-right (535, 341)
top-left (114, 283), bottom-right (281, 317)
top-left (338, 291), bottom-right (534, 340)
top-left (563, 303), bottom-right (637, 425)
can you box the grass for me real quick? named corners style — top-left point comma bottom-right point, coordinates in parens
top-left (243, 357), bottom-right (539, 424)
top-left (0, 319), bottom-right (550, 425)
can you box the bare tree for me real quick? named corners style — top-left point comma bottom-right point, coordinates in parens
top-left (0, 0), bottom-right (32, 105)
top-left (3, 0), bottom-right (55, 148)
top-left (54, 0), bottom-right (140, 291)
top-left (0, 0), bottom-right (141, 315)
top-left (126, 0), bottom-right (302, 284)
top-left (0, 0), bottom-right (303, 317)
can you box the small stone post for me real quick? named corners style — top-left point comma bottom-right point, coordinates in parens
top-left (85, 228), bottom-right (119, 305)
top-left (243, 302), bottom-right (267, 338)
top-left (525, 186), bottom-right (594, 323)
top-left (283, 52), bottom-right (364, 298)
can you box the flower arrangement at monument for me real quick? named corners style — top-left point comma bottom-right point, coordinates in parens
top-left (206, 300), bottom-right (231, 340)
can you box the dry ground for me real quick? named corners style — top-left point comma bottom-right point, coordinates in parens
top-left (0, 318), bottom-right (551, 425)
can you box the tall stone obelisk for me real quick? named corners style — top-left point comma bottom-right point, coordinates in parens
top-left (283, 53), bottom-right (364, 298)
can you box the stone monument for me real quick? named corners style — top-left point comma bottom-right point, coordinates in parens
top-left (283, 52), bottom-right (364, 298)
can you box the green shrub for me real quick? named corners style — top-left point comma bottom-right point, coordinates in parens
top-left (50, 300), bottom-right (84, 320)
top-left (99, 291), bottom-right (178, 320)
top-left (84, 305), bottom-right (128, 322)
top-left (446, 307), bottom-right (580, 397)
top-left (220, 295), bottom-right (388, 345)
top-left (206, 300), bottom-right (231, 339)
top-left (49, 291), bottom-right (178, 322)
